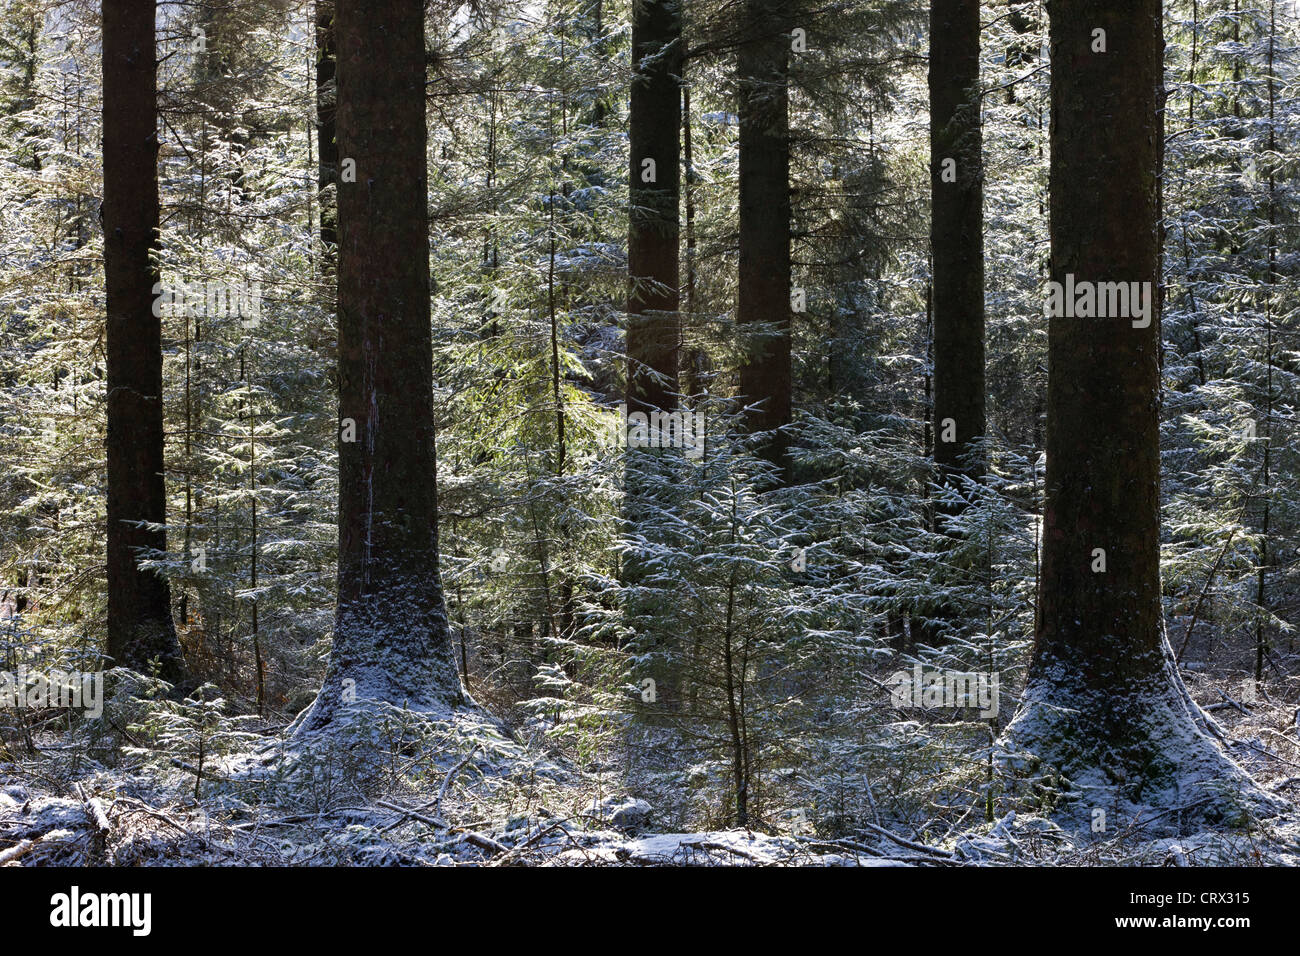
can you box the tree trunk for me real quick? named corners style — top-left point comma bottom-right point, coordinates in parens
top-left (315, 0), bottom-right (338, 258)
top-left (929, 0), bottom-right (985, 488)
top-left (102, 0), bottom-right (186, 684)
top-left (680, 84), bottom-right (706, 400)
top-left (736, 0), bottom-right (791, 480)
top-left (626, 0), bottom-right (682, 418)
top-left (999, 0), bottom-right (1278, 830)
top-left (623, 0), bottom-right (685, 712)
top-left (295, 0), bottom-right (462, 732)
top-left (922, 0), bottom-right (986, 645)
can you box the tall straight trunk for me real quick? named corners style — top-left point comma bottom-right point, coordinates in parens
top-left (929, 0), bottom-right (985, 487)
top-left (1038, 0), bottom-right (1163, 706)
top-left (1255, 0), bottom-right (1277, 679)
top-left (623, 0), bottom-right (684, 712)
top-left (680, 85), bottom-right (705, 399)
top-left (102, 0), bottom-right (185, 683)
top-left (736, 0), bottom-right (791, 479)
top-left (315, 0), bottom-right (338, 258)
top-left (626, 0), bottom-right (682, 418)
top-left (295, 0), bottom-right (462, 732)
top-left (999, 0), bottom-right (1277, 828)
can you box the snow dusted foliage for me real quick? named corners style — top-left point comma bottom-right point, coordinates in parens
top-left (3, 0), bottom-right (1300, 868)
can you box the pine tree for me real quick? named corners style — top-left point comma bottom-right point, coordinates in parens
top-left (626, 0), bottom-right (682, 418)
top-left (736, 0), bottom-right (792, 479)
top-left (102, 0), bottom-right (186, 684)
top-left (295, 0), bottom-right (463, 731)
top-left (999, 0), bottom-right (1278, 828)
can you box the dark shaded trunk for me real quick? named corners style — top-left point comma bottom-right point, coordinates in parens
top-left (922, 0), bottom-right (986, 645)
top-left (929, 0), bottom-right (985, 488)
top-left (296, 0), bottom-right (462, 732)
top-left (315, 0), bottom-right (338, 257)
top-left (999, 0), bottom-right (1278, 829)
top-left (1037, 0), bottom-right (1163, 704)
top-left (626, 0), bottom-right (682, 418)
top-left (623, 0), bottom-right (685, 712)
top-left (680, 84), bottom-right (706, 399)
top-left (102, 0), bottom-right (186, 683)
top-left (736, 0), bottom-right (791, 479)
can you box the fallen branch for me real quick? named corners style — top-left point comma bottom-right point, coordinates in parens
top-left (115, 797), bottom-right (195, 837)
top-left (430, 745), bottom-right (480, 819)
top-left (794, 835), bottom-right (956, 865)
top-left (1215, 690), bottom-right (1252, 716)
top-left (0, 836), bottom-right (42, 865)
top-left (678, 840), bottom-right (765, 864)
top-left (76, 784), bottom-right (111, 834)
top-left (462, 831), bottom-right (509, 855)
top-left (486, 821), bottom-right (573, 866)
top-left (170, 757), bottom-right (232, 783)
top-left (858, 821), bottom-right (955, 859)
top-left (376, 800), bottom-right (449, 831)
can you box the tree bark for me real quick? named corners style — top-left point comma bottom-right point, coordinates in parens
top-left (929, 0), bottom-right (985, 488)
top-left (999, 0), bottom-right (1278, 829)
top-left (315, 0), bottom-right (338, 258)
top-left (736, 0), bottom-right (791, 480)
top-left (626, 0), bottom-right (682, 418)
top-left (295, 0), bottom-right (462, 732)
top-left (921, 0), bottom-right (986, 644)
top-left (102, 0), bottom-right (186, 684)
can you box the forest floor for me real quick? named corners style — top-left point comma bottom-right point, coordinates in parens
top-left (3, 669), bottom-right (1300, 866)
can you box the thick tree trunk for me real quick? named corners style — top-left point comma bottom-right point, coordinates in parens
top-left (999, 0), bottom-right (1278, 830)
top-left (295, 0), bottom-right (462, 732)
top-left (623, 1), bottom-right (685, 713)
top-left (929, 0), bottom-right (985, 487)
top-left (736, 0), bottom-right (791, 479)
top-left (921, 0), bottom-right (986, 645)
top-left (102, 0), bottom-right (186, 684)
top-left (626, 0), bottom-right (681, 418)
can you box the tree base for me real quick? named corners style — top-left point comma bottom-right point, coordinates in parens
top-left (288, 662), bottom-right (468, 738)
top-left (288, 609), bottom-right (467, 737)
top-left (996, 646), bottom-right (1287, 835)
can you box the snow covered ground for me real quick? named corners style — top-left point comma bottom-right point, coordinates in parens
top-left (3, 674), bottom-right (1299, 867)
